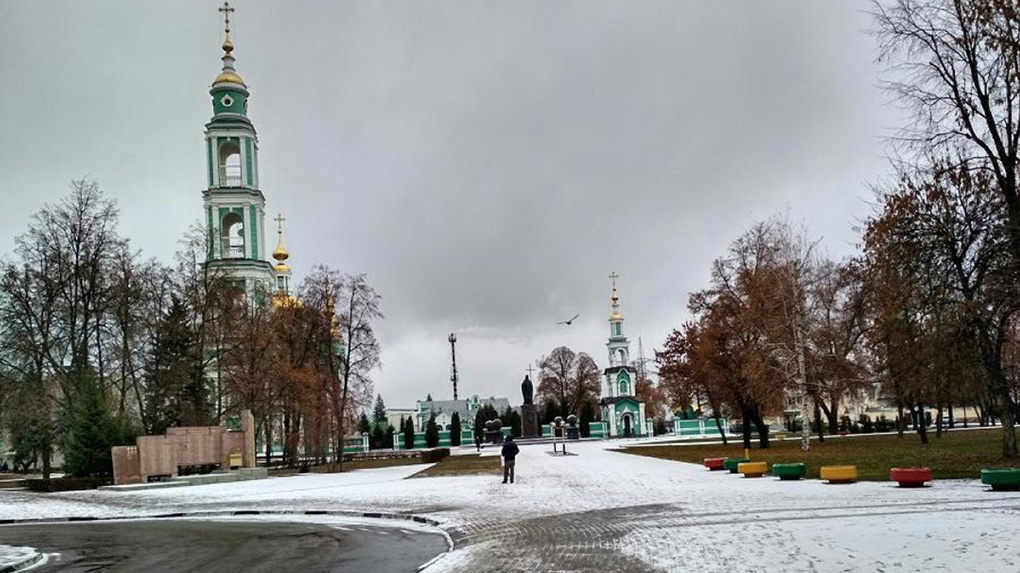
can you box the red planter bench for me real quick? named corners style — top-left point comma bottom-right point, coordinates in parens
top-left (703, 457), bottom-right (726, 471)
top-left (890, 467), bottom-right (933, 488)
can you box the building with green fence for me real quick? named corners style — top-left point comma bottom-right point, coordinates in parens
top-left (673, 418), bottom-right (729, 438)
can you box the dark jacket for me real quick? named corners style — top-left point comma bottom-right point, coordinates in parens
top-left (501, 440), bottom-right (520, 461)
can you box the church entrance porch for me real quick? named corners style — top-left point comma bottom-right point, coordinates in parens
top-left (622, 414), bottom-right (633, 437)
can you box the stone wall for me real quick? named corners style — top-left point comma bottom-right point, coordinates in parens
top-left (167, 427), bottom-right (225, 467)
top-left (112, 410), bottom-right (255, 485)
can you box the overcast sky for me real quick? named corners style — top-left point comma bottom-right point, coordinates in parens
top-left (0, 1), bottom-right (903, 409)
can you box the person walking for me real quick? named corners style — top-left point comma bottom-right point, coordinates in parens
top-left (501, 435), bottom-right (520, 484)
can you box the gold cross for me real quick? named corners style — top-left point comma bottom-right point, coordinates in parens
top-left (274, 213), bottom-right (286, 233)
top-left (609, 271), bottom-right (619, 289)
top-left (526, 364), bottom-right (535, 378)
top-left (218, 2), bottom-right (235, 37)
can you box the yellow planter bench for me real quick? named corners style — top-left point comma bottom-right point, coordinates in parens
top-left (820, 465), bottom-right (858, 484)
top-left (738, 461), bottom-right (768, 478)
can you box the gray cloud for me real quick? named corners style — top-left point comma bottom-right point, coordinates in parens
top-left (0, 1), bottom-right (902, 407)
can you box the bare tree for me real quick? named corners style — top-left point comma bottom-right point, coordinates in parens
top-left (872, 0), bottom-right (1020, 264)
top-left (301, 268), bottom-right (380, 468)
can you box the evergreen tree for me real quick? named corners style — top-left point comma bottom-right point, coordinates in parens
top-left (6, 376), bottom-right (50, 472)
top-left (372, 394), bottom-right (387, 427)
top-left (500, 406), bottom-right (513, 427)
top-left (144, 296), bottom-right (206, 435)
top-left (357, 412), bottom-right (371, 435)
top-left (63, 372), bottom-right (134, 477)
top-left (473, 409), bottom-right (486, 444)
top-left (541, 399), bottom-right (561, 424)
top-left (509, 410), bottom-right (522, 437)
top-left (385, 424), bottom-right (396, 449)
top-left (403, 416), bottom-right (416, 449)
top-left (579, 401), bottom-right (595, 438)
top-left (426, 393), bottom-right (432, 401)
top-left (450, 412), bottom-right (462, 446)
top-left (370, 424), bottom-right (386, 450)
top-left (473, 403), bottom-right (500, 442)
top-left (425, 413), bottom-right (440, 447)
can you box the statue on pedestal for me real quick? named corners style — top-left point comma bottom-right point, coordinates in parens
top-left (521, 375), bottom-right (534, 405)
top-left (520, 375), bottom-right (539, 438)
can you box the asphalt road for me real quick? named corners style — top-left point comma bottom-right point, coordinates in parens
top-left (0, 519), bottom-right (447, 572)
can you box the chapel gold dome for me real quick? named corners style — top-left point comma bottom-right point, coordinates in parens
top-left (214, 71), bottom-right (245, 86)
top-left (273, 244), bottom-right (289, 261)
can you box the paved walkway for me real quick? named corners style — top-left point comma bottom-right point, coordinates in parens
top-left (2, 441), bottom-right (1019, 572)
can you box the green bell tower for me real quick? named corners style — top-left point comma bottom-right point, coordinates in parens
top-left (599, 273), bottom-right (648, 438)
top-left (202, 2), bottom-right (275, 296)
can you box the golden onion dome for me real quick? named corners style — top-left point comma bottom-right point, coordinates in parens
top-left (273, 243), bottom-right (289, 262)
top-left (214, 71), bottom-right (245, 85)
top-left (274, 262), bottom-right (291, 274)
top-left (272, 292), bottom-right (300, 308)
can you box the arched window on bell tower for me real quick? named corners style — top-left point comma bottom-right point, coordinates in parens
top-left (221, 211), bottom-right (245, 258)
top-left (218, 140), bottom-right (242, 187)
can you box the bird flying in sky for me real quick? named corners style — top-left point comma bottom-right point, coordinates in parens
top-left (558, 314), bottom-right (580, 326)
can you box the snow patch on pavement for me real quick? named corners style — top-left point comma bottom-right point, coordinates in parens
top-left (0, 544), bottom-right (40, 572)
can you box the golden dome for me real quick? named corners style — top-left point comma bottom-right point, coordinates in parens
top-left (222, 38), bottom-right (234, 55)
top-left (272, 292), bottom-right (300, 308)
top-left (273, 243), bottom-right (289, 262)
top-left (274, 262), bottom-right (291, 274)
top-left (214, 71), bottom-right (245, 85)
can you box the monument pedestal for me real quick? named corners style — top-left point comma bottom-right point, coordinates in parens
top-left (521, 404), bottom-right (539, 438)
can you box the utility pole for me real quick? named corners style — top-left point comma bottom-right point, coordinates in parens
top-left (449, 333), bottom-right (459, 400)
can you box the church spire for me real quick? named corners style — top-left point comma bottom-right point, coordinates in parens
top-left (214, 2), bottom-right (246, 87)
top-left (273, 214), bottom-right (293, 297)
top-left (609, 271), bottom-right (622, 320)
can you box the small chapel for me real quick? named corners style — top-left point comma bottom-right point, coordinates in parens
top-left (599, 275), bottom-right (648, 438)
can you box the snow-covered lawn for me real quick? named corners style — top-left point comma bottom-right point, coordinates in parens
top-left (1, 440), bottom-right (1018, 572)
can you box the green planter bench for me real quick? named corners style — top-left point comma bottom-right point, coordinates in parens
top-left (723, 458), bottom-right (750, 474)
top-left (981, 468), bottom-right (1020, 492)
top-left (771, 463), bottom-right (807, 481)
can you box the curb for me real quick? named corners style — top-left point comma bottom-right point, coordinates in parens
top-left (0, 508), bottom-right (443, 529)
top-left (0, 549), bottom-right (43, 573)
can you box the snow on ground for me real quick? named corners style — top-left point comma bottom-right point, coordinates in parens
top-left (1, 440), bottom-right (1018, 572)
top-left (0, 544), bottom-right (40, 571)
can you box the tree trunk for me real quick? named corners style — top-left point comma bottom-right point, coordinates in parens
top-left (713, 415), bottom-right (728, 446)
top-left (948, 402), bottom-right (955, 429)
top-left (795, 324), bottom-right (810, 452)
top-left (915, 405), bottom-right (929, 445)
top-left (264, 416), bottom-right (273, 466)
top-left (935, 401), bottom-right (944, 438)
top-left (897, 403), bottom-right (905, 438)
top-left (814, 401), bottom-right (825, 442)
top-left (42, 430), bottom-right (52, 481)
top-left (820, 402), bottom-right (838, 435)
top-left (282, 408), bottom-right (292, 466)
top-left (741, 411), bottom-right (752, 450)
top-left (994, 381), bottom-right (1018, 458)
top-left (750, 410), bottom-right (770, 449)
